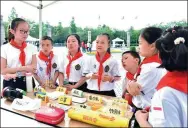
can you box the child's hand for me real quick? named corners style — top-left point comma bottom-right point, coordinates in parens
top-left (49, 84), bottom-right (57, 89)
top-left (3, 74), bottom-right (17, 80)
top-left (40, 82), bottom-right (46, 88)
top-left (127, 81), bottom-right (142, 96)
top-left (135, 110), bottom-right (149, 124)
top-left (25, 65), bottom-right (37, 73)
top-left (102, 75), bottom-right (112, 82)
top-left (91, 73), bottom-right (98, 79)
top-left (66, 85), bottom-right (76, 91)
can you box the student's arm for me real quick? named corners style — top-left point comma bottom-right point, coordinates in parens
top-left (127, 65), bottom-right (164, 96)
top-left (1, 45), bottom-right (37, 75)
top-left (74, 76), bottom-right (88, 88)
top-left (58, 56), bottom-right (65, 86)
top-left (58, 72), bottom-right (64, 86)
top-left (66, 76), bottom-right (88, 90)
top-left (121, 78), bottom-right (127, 97)
top-left (30, 54), bottom-right (37, 71)
top-left (53, 71), bottom-right (59, 85)
top-left (1, 57), bottom-right (35, 75)
top-left (33, 73), bottom-right (45, 87)
top-left (135, 110), bottom-right (152, 127)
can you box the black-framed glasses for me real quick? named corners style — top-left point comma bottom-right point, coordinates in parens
top-left (19, 29), bottom-right (30, 34)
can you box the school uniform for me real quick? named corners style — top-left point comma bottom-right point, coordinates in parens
top-left (132, 54), bottom-right (167, 109)
top-left (1, 40), bottom-right (37, 91)
top-left (36, 51), bottom-right (59, 86)
top-left (148, 71), bottom-right (187, 127)
top-left (123, 71), bottom-right (135, 105)
top-left (59, 51), bottom-right (88, 91)
top-left (85, 52), bottom-right (121, 97)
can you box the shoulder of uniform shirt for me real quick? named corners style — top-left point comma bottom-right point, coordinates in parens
top-left (158, 86), bottom-right (186, 101)
top-left (2, 42), bottom-right (11, 49)
top-left (141, 62), bottom-right (161, 72)
top-left (109, 55), bottom-right (119, 64)
top-left (142, 62), bottom-right (161, 68)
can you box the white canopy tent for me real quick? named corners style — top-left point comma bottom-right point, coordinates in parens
top-left (112, 37), bottom-right (125, 48)
top-left (26, 35), bottom-right (39, 45)
top-left (26, 35), bottom-right (39, 42)
top-left (20, 0), bottom-right (60, 40)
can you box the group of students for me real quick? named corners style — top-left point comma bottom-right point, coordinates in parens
top-left (1, 18), bottom-right (187, 127)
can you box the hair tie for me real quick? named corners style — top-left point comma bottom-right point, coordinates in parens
top-left (174, 37), bottom-right (185, 45)
top-left (172, 30), bottom-right (176, 33)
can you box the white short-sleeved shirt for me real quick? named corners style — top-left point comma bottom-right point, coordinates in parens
top-left (86, 55), bottom-right (121, 91)
top-left (113, 77), bottom-right (126, 97)
top-left (1, 43), bottom-right (37, 68)
top-left (59, 54), bottom-right (89, 82)
top-left (36, 53), bottom-right (59, 81)
top-left (148, 87), bottom-right (187, 127)
top-left (132, 62), bottom-right (167, 108)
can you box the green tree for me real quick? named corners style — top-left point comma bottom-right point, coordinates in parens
top-left (152, 20), bottom-right (187, 31)
top-left (8, 7), bottom-right (18, 23)
top-left (3, 21), bottom-right (9, 38)
top-left (70, 17), bottom-right (77, 33)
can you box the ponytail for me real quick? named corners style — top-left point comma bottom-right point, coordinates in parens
top-left (8, 25), bottom-right (14, 42)
top-left (8, 18), bottom-right (27, 42)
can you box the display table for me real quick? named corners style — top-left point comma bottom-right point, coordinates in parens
top-left (1, 88), bottom-right (121, 127)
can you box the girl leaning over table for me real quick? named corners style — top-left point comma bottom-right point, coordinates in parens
top-left (1, 18), bottom-right (37, 91)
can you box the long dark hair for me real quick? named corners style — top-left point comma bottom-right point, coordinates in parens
top-left (8, 18), bottom-right (27, 42)
top-left (156, 26), bottom-right (188, 71)
top-left (140, 27), bottom-right (162, 44)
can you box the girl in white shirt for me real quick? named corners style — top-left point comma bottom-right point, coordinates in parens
top-left (126, 27), bottom-right (166, 109)
top-left (136, 26), bottom-right (187, 127)
top-left (1, 18), bottom-right (37, 91)
top-left (85, 33), bottom-right (121, 97)
top-left (59, 34), bottom-right (88, 91)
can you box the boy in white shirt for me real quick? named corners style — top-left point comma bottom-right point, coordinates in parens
top-left (33, 36), bottom-right (59, 88)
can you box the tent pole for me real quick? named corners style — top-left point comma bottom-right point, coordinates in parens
top-left (20, 0), bottom-right (59, 40)
top-left (38, 0), bottom-right (42, 41)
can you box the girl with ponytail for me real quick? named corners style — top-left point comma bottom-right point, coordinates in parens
top-left (1, 18), bottom-right (37, 91)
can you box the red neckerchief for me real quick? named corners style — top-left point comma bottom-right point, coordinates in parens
top-left (38, 51), bottom-right (54, 75)
top-left (66, 51), bottom-right (83, 79)
top-left (157, 71), bottom-right (188, 94)
top-left (124, 72), bottom-right (135, 105)
top-left (135, 54), bottom-right (161, 79)
top-left (10, 39), bottom-right (27, 66)
top-left (96, 52), bottom-right (111, 91)
top-left (126, 72), bottom-right (135, 80)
